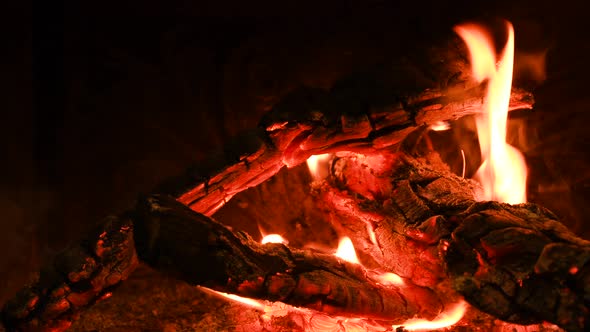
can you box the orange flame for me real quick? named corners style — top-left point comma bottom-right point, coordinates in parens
top-left (334, 237), bottom-right (360, 264)
top-left (306, 153), bottom-right (332, 181)
top-left (393, 300), bottom-right (468, 331)
top-left (455, 22), bottom-right (527, 204)
top-left (261, 234), bottom-right (288, 245)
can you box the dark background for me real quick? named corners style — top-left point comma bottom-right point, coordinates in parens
top-left (2, 0), bottom-right (590, 306)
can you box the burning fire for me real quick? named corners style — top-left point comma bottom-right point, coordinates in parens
top-left (302, 149), bottom-right (467, 330)
top-left (204, 22), bottom-right (539, 331)
top-left (454, 21), bottom-right (528, 204)
top-left (201, 235), bottom-right (466, 331)
top-left (205, 283), bottom-right (467, 332)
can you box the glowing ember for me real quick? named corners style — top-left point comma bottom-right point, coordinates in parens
top-left (430, 120), bottom-right (451, 131)
top-left (460, 149), bottom-right (466, 178)
top-left (455, 21), bottom-right (527, 204)
top-left (366, 222), bottom-right (378, 246)
top-left (393, 300), bottom-right (468, 331)
top-left (201, 234), bottom-right (466, 331)
top-left (261, 233), bottom-right (288, 245)
top-left (203, 287), bottom-right (266, 309)
top-left (306, 153), bottom-right (332, 181)
top-left (373, 272), bottom-right (404, 287)
top-left (334, 237), bottom-right (360, 264)
top-left (201, 286), bottom-right (390, 331)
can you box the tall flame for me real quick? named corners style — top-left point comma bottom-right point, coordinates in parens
top-left (455, 22), bottom-right (527, 204)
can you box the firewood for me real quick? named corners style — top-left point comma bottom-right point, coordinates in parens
top-left (5, 151), bottom-right (588, 331)
top-left (316, 152), bottom-right (590, 331)
top-left (2, 36), bottom-right (543, 331)
top-left (159, 83), bottom-right (531, 218)
top-left (133, 194), bottom-right (446, 323)
top-left (157, 39), bottom-right (533, 217)
top-left (1, 215), bottom-right (139, 331)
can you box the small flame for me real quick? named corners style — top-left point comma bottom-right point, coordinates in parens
top-left (455, 22), bottom-right (527, 204)
top-left (261, 234), bottom-right (288, 245)
top-left (306, 153), bottom-right (332, 181)
top-left (393, 300), bottom-right (468, 331)
top-left (335, 237), bottom-right (360, 264)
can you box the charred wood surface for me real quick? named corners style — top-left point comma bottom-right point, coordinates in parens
top-left (3, 153), bottom-right (588, 331)
top-left (7, 151), bottom-right (588, 332)
top-left (156, 38), bottom-right (533, 217)
top-left (133, 194), bottom-right (444, 322)
top-left (1, 215), bottom-right (138, 331)
top-left (318, 153), bottom-right (590, 331)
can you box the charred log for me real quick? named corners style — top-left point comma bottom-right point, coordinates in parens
top-left (5, 151), bottom-right (589, 331)
top-left (156, 39), bottom-right (533, 217)
top-left (133, 194), bottom-right (445, 322)
top-left (317, 153), bottom-right (590, 331)
top-left (1, 215), bottom-right (138, 331)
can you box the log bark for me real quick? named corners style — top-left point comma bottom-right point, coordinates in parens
top-left (133, 194), bottom-right (446, 323)
top-left (156, 39), bottom-right (533, 217)
top-left (1, 215), bottom-right (139, 331)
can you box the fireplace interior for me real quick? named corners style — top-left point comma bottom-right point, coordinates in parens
top-left (3, 0), bottom-right (590, 331)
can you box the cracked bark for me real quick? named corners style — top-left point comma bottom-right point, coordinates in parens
top-left (317, 152), bottom-right (590, 331)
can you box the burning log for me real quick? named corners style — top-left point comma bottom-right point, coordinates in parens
top-left (157, 36), bottom-right (533, 216)
top-left (1, 214), bottom-right (139, 331)
top-left (7, 32), bottom-right (581, 331)
top-left (316, 151), bottom-right (590, 331)
top-left (141, 151), bottom-right (589, 332)
top-left (5, 150), bottom-right (588, 331)
top-left (133, 194), bottom-right (446, 323)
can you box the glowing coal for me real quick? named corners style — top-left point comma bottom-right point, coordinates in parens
top-left (261, 234), bottom-right (288, 245)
